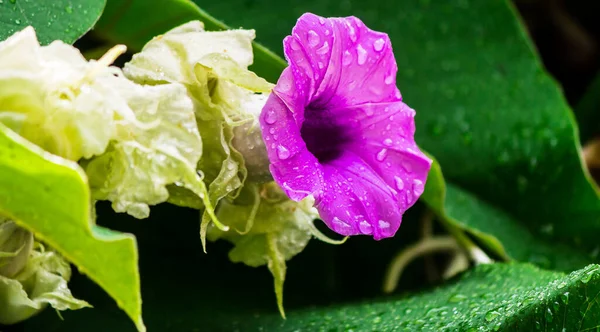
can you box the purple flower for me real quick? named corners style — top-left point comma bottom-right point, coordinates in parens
top-left (259, 13), bottom-right (432, 240)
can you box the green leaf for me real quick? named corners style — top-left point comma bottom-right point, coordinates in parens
top-left (0, 123), bottom-right (144, 331)
top-left (205, 263), bottom-right (600, 331)
top-left (93, 0), bottom-right (286, 82)
top-left (197, 0), bottom-right (600, 269)
top-left (0, 0), bottom-right (106, 44)
top-left (422, 157), bottom-right (593, 271)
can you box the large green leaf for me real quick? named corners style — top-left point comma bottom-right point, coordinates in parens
top-left (197, 0), bottom-right (600, 268)
top-left (92, 0), bottom-right (285, 82)
top-left (20, 225), bottom-right (600, 332)
top-left (0, 124), bottom-right (144, 331)
top-left (422, 158), bottom-right (593, 271)
top-left (204, 263), bottom-right (600, 331)
top-left (0, 0), bottom-right (106, 44)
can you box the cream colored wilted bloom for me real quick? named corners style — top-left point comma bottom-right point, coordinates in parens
top-left (0, 219), bottom-right (90, 324)
top-left (0, 27), bottom-right (141, 161)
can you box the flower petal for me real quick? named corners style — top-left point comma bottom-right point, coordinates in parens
top-left (260, 91), bottom-right (323, 201)
top-left (261, 13), bottom-right (432, 240)
top-left (345, 101), bottom-right (432, 208)
top-left (284, 13), bottom-right (400, 109)
top-left (315, 150), bottom-right (403, 240)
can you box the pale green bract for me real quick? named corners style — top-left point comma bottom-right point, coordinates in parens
top-left (0, 219), bottom-right (90, 325)
top-left (123, 21), bottom-right (273, 245)
top-left (207, 182), bottom-right (318, 317)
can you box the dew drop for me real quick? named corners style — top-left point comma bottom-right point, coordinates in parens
top-left (264, 110), bottom-right (277, 124)
top-left (65, 5), bottom-right (73, 13)
top-left (348, 23), bottom-right (357, 42)
top-left (373, 38), bottom-right (385, 51)
top-left (14, 19), bottom-right (21, 24)
top-left (358, 220), bottom-right (372, 234)
top-left (316, 41), bottom-right (329, 54)
top-left (277, 145), bottom-right (290, 160)
top-left (384, 72), bottom-right (395, 85)
top-left (383, 138), bottom-right (393, 146)
top-left (333, 217), bottom-right (352, 229)
top-left (485, 311), bottom-right (500, 322)
top-left (308, 30), bottom-right (320, 48)
top-left (290, 40), bottom-right (301, 50)
top-left (342, 50), bottom-right (353, 66)
top-left (318, 17), bottom-right (326, 25)
top-left (269, 128), bottom-right (275, 134)
top-left (448, 294), bottom-right (467, 303)
top-left (413, 179), bottom-right (424, 196)
top-left (318, 62), bottom-right (324, 69)
top-left (394, 176), bottom-right (405, 190)
top-left (378, 220), bottom-right (390, 230)
top-left (376, 148), bottom-right (388, 161)
top-left (356, 44), bottom-right (367, 65)
top-left (364, 106), bottom-right (374, 116)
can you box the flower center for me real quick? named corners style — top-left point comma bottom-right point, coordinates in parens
top-left (301, 107), bottom-right (348, 164)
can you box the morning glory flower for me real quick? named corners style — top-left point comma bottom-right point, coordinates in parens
top-left (260, 13), bottom-right (432, 240)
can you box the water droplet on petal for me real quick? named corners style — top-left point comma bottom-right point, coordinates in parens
top-left (383, 138), bottom-right (393, 146)
top-left (373, 38), bottom-right (385, 51)
top-left (413, 179), bottom-right (424, 196)
top-left (378, 220), bottom-right (390, 230)
top-left (357, 44), bottom-right (367, 65)
top-left (394, 176), bottom-right (405, 190)
top-left (308, 30), bottom-right (320, 48)
top-left (318, 62), bottom-right (324, 69)
top-left (316, 41), bottom-right (329, 54)
top-left (291, 40), bottom-right (301, 50)
top-left (348, 23), bottom-right (357, 42)
top-left (277, 145), bottom-right (290, 160)
top-left (269, 128), bottom-right (275, 134)
top-left (318, 17), bottom-right (326, 25)
top-left (342, 50), bottom-right (353, 66)
top-left (376, 148), bottom-right (388, 161)
top-left (333, 217), bottom-right (352, 229)
top-left (359, 220), bottom-right (373, 234)
top-left (384, 72), bottom-right (395, 85)
top-left (364, 106), bottom-right (374, 116)
top-left (264, 110), bottom-right (277, 124)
